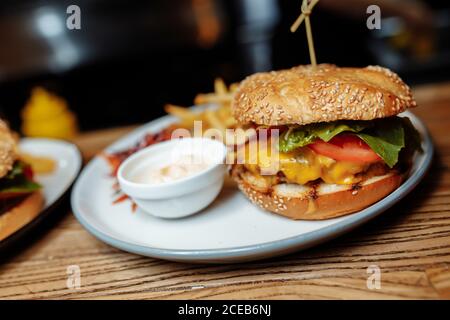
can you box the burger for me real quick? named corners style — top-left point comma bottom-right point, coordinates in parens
top-left (0, 120), bottom-right (44, 241)
top-left (230, 64), bottom-right (422, 220)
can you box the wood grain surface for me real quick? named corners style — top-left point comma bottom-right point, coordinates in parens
top-left (0, 83), bottom-right (450, 300)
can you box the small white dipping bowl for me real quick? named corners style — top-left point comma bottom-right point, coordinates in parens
top-left (117, 137), bottom-right (227, 218)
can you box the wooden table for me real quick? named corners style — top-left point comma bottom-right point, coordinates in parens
top-left (1, 83), bottom-right (450, 300)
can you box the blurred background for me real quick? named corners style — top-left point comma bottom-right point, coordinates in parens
top-left (0, 0), bottom-right (449, 136)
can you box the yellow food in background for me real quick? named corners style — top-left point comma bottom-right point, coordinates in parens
top-left (21, 87), bottom-right (78, 140)
top-left (19, 152), bottom-right (56, 174)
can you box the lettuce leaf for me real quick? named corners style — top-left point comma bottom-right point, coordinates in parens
top-left (311, 121), bottom-right (370, 141)
top-left (0, 161), bottom-right (41, 194)
top-left (401, 116), bottom-right (423, 153)
top-left (0, 179), bottom-right (41, 194)
top-left (279, 121), bottom-right (370, 152)
top-left (278, 117), bottom-right (421, 168)
top-left (356, 118), bottom-right (405, 168)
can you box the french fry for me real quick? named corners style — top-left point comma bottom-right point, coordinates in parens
top-left (195, 78), bottom-right (236, 105)
top-left (194, 93), bottom-right (232, 105)
top-left (19, 152), bottom-right (56, 174)
top-left (165, 104), bottom-right (198, 120)
top-left (214, 78), bottom-right (227, 96)
top-left (164, 104), bottom-right (201, 128)
top-left (205, 110), bottom-right (225, 131)
top-left (229, 83), bottom-right (239, 92)
top-left (168, 79), bottom-right (239, 132)
top-left (165, 104), bottom-right (196, 119)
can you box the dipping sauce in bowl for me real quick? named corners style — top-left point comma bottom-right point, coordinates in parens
top-left (118, 137), bottom-right (227, 218)
top-left (131, 154), bottom-right (212, 185)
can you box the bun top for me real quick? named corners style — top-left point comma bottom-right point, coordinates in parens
top-left (232, 64), bottom-right (416, 126)
top-left (0, 119), bottom-right (17, 179)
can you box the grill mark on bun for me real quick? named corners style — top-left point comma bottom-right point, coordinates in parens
top-left (308, 183), bottom-right (319, 200)
top-left (351, 183), bottom-right (362, 196)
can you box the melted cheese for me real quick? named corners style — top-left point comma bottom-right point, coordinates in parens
top-left (243, 144), bottom-right (368, 185)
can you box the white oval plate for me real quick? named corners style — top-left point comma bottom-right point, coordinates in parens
top-left (20, 138), bottom-right (82, 208)
top-left (0, 138), bottom-right (82, 249)
top-left (71, 110), bottom-right (433, 263)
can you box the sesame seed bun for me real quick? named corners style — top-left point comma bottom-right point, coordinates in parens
top-left (231, 165), bottom-right (403, 220)
top-left (0, 192), bottom-right (44, 241)
top-left (232, 64), bottom-right (416, 126)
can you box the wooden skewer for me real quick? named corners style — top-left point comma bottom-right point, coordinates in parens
top-left (303, 8), bottom-right (317, 66)
top-left (290, 0), bottom-right (319, 33)
top-left (290, 0), bottom-right (320, 66)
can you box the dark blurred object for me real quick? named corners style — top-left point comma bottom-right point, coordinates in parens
top-left (233, 0), bottom-right (279, 74)
top-left (0, 0), bottom-right (449, 132)
top-left (274, 0), bottom-right (449, 84)
top-left (0, 0), bottom-right (225, 79)
top-left (368, 9), bottom-right (450, 83)
top-left (0, 0), bottom-right (234, 131)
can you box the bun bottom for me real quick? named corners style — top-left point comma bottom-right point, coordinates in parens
top-left (0, 192), bottom-right (45, 241)
top-left (231, 165), bottom-right (403, 220)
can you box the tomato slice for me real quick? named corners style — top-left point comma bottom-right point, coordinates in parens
top-left (23, 165), bottom-right (34, 180)
top-left (308, 134), bottom-right (382, 163)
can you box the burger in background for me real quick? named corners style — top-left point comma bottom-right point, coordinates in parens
top-left (0, 119), bottom-right (44, 241)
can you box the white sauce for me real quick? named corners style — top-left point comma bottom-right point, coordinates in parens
top-left (132, 154), bottom-right (211, 184)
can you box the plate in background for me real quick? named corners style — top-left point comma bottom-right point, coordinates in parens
top-left (71, 110), bottom-right (433, 263)
top-left (0, 138), bottom-right (82, 252)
